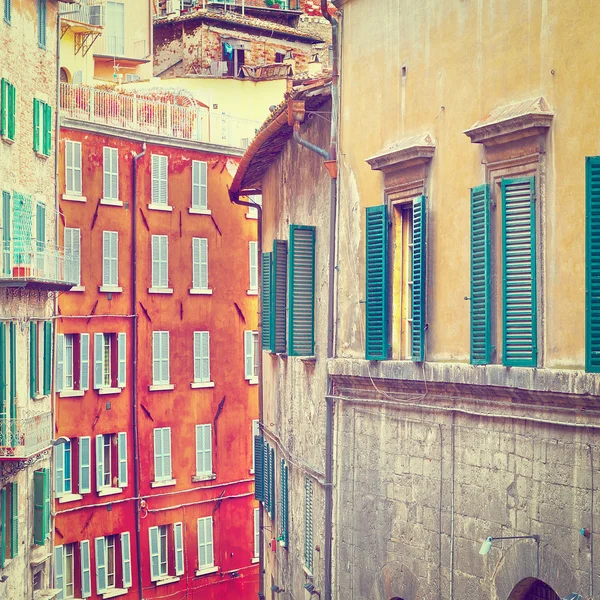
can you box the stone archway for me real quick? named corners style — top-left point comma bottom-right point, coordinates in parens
top-left (508, 578), bottom-right (560, 600)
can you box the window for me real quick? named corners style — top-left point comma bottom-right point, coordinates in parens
top-left (93, 332), bottom-right (125, 390)
top-left (192, 160), bottom-right (207, 210)
top-left (35, 201), bottom-right (46, 273)
top-left (33, 467), bottom-right (50, 546)
top-left (253, 508), bottom-right (259, 560)
top-left (64, 227), bottom-right (81, 286)
top-left (151, 154), bottom-right (168, 206)
top-left (587, 156), bottom-right (600, 372)
top-left (0, 482), bottom-right (18, 566)
top-left (192, 331), bottom-right (210, 385)
top-left (95, 433), bottom-right (127, 492)
top-left (79, 437), bottom-right (91, 494)
top-left (33, 98), bottom-right (51, 155)
top-left (65, 141), bottom-right (82, 196)
top-left (2, 191), bottom-right (10, 277)
top-left (56, 332), bottom-right (90, 393)
top-left (4, 0), bottom-right (11, 24)
top-left (105, 2), bottom-right (125, 55)
top-left (280, 459), bottom-right (289, 547)
top-left (253, 435), bottom-right (264, 502)
top-left (0, 78), bottom-right (16, 141)
top-left (149, 523), bottom-right (184, 581)
top-left (191, 237), bottom-right (209, 292)
top-left (152, 331), bottom-right (170, 385)
top-left (29, 320), bottom-right (52, 398)
top-left (223, 42), bottom-right (245, 77)
top-left (54, 543), bottom-right (76, 599)
top-left (151, 235), bottom-right (169, 290)
top-left (247, 194), bottom-right (261, 219)
top-left (54, 439), bottom-right (73, 497)
top-left (196, 516), bottom-right (214, 572)
top-left (264, 240), bottom-right (288, 353)
top-left (0, 322), bottom-right (17, 447)
top-left (244, 331), bottom-right (258, 382)
top-left (103, 146), bottom-right (119, 201)
top-left (195, 424), bottom-right (212, 478)
top-left (38, 0), bottom-right (46, 49)
top-left (264, 443), bottom-right (275, 519)
top-left (304, 476), bottom-right (313, 573)
top-left (95, 533), bottom-right (131, 594)
top-left (275, 51), bottom-right (285, 64)
top-left (153, 427), bottom-right (172, 482)
top-left (251, 419), bottom-right (259, 471)
top-left (80, 540), bottom-right (91, 597)
top-left (248, 241), bottom-right (258, 293)
top-left (102, 231), bottom-right (119, 288)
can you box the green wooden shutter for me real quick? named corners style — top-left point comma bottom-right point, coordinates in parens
top-left (271, 240), bottom-right (288, 354)
top-left (9, 322), bottom-right (16, 445)
top-left (33, 99), bottom-right (40, 152)
top-left (254, 435), bottom-right (264, 502)
top-left (264, 442), bottom-right (270, 513)
top-left (261, 252), bottom-right (272, 351)
top-left (0, 323), bottom-right (5, 431)
top-left (269, 445), bottom-right (275, 521)
top-left (38, 0), bottom-right (46, 49)
top-left (0, 79), bottom-right (6, 137)
top-left (280, 459), bottom-right (288, 547)
top-left (43, 321), bottom-right (52, 394)
top-left (365, 205), bottom-right (389, 360)
top-left (288, 225), bottom-right (316, 356)
top-left (30, 322), bottom-right (37, 398)
top-left (43, 103), bottom-right (52, 156)
top-left (0, 487), bottom-right (5, 568)
top-left (10, 481), bottom-right (18, 558)
top-left (33, 468), bottom-right (48, 545)
top-left (501, 177), bottom-right (537, 367)
top-left (586, 156), bottom-right (600, 372)
top-left (7, 83), bottom-right (15, 141)
top-left (470, 185), bottom-right (491, 364)
top-left (412, 195), bottom-right (427, 362)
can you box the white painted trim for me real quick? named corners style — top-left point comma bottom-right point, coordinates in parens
top-left (102, 589), bottom-right (128, 599)
top-left (188, 208), bottom-right (212, 216)
top-left (148, 287), bottom-right (173, 294)
top-left (190, 381), bottom-right (215, 389)
top-left (248, 378), bottom-right (258, 385)
top-left (59, 389), bottom-right (85, 398)
top-left (251, 557), bottom-right (259, 564)
top-left (191, 473), bottom-right (216, 483)
top-left (62, 194), bottom-right (86, 203)
top-left (150, 479), bottom-right (177, 488)
top-left (149, 384), bottom-right (175, 392)
top-left (69, 285), bottom-right (86, 292)
top-left (98, 487), bottom-right (123, 497)
top-left (98, 286), bottom-right (122, 293)
top-left (189, 288), bottom-right (213, 295)
top-left (155, 576), bottom-right (181, 587)
top-left (246, 289), bottom-right (258, 296)
top-left (194, 566), bottom-right (219, 577)
top-left (58, 493), bottom-right (83, 504)
top-left (245, 213), bottom-right (258, 220)
top-left (100, 198), bottom-right (123, 207)
top-left (147, 203), bottom-right (173, 212)
top-left (98, 387), bottom-right (121, 396)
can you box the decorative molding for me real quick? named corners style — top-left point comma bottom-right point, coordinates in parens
top-left (366, 133), bottom-right (436, 173)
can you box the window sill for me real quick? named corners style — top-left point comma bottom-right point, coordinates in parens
top-left (2, 136), bottom-right (15, 145)
top-left (102, 589), bottom-right (128, 599)
top-left (188, 208), bottom-right (211, 215)
top-left (192, 472), bottom-right (216, 483)
top-left (190, 381), bottom-right (215, 389)
top-left (98, 487), bottom-right (123, 497)
top-left (195, 566), bottom-right (218, 577)
top-left (148, 287), bottom-right (173, 294)
top-left (189, 288), bottom-right (213, 295)
top-left (148, 203), bottom-right (173, 212)
top-left (249, 469), bottom-right (255, 475)
top-left (245, 213), bottom-right (258, 220)
top-left (100, 198), bottom-right (123, 207)
top-left (246, 378), bottom-right (258, 385)
top-left (251, 557), bottom-right (259, 564)
top-left (298, 356), bottom-right (317, 363)
top-left (58, 493), bottom-right (83, 504)
top-left (155, 576), bottom-right (180, 586)
top-left (149, 383), bottom-right (175, 392)
top-left (246, 289), bottom-right (258, 296)
top-left (69, 285), bottom-right (85, 292)
top-left (99, 285), bottom-right (122, 293)
top-left (303, 566), bottom-right (313, 577)
top-left (59, 389), bottom-right (85, 398)
top-left (62, 193), bottom-right (86, 203)
top-left (33, 393), bottom-right (49, 402)
top-left (151, 479), bottom-right (176, 488)
top-left (97, 387), bottom-right (122, 396)
top-left (35, 151), bottom-right (50, 160)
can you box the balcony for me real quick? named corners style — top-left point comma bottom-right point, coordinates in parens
top-left (94, 36), bottom-right (148, 62)
top-left (60, 83), bottom-right (261, 149)
top-left (0, 412), bottom-right (53, 459)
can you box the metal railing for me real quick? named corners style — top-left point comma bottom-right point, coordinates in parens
top-left (94, 36), bottom-right (148, 60)
top-left (59, 0), bottom-right (104, 26)
top-left (60, 83), bottom-right (261, 149)
top-left (0, 412), bottom-right (53, 459)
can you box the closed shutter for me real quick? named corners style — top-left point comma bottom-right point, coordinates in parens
top-left (33, 98), bottom-right (40, 152)
top-left (174, 522), bottom-right (184, 575)
top-left (195, 424), bottom-right (212, 475)
top-left (73, 141), bottom-right (82, 194)
top-left (280, 459), bottom-right (288, 547)
top-left (244, 331), bottom-right (253, 380)
top-left (103, 147), bottom-right (111, 200)
top-left (96, 435), bottom-right (104, 491)
top-left (197, 517), bottom-right (214, 568)
top-left (470, 185), bottom-right (491, 364)
top-left (7, 82), bottom-right (15, 141)
top-left (0, 488), bottom-right (4, 567)
top-left (29, 322), bottom-right (37, 398)
top-left (162, 332), bottom-right (170, 384)
top-left (43, 321), bottom-right (52, 394)
top-left (254, 435), bottom-right (264, 501)
top-left (95, 537), bottom-right (107, 593)
top-left (117, 332), bottom-right (126, 387)
top-left (80, 539), bottom-right (91, 598)
top-left (192, 237), bottom-right (208, 289)
top-left (55, 333), bottom-right (64, 393)
top-left (501, 177), bottom-right (537, 367)
top-left (38, 0), bottom-right (47, 49)
top-left (261, 252), bottom-right (272, 351)
top-left (2, 190), bottom-right (11, 277)
top-left (586, 156), bottom-right (600, 372)
top-left (269, 445), bottom-right (275, 521)
top-left (162, 427), bottom-right (172, 479)
top-left (149, 526), bottom-right (160, 581)
top-left (43, 102), bottom-right (51, 155)
top-left (192, 160), bottom-right (208, 209)
top-left (64, 227), bottom-right (81, 286)
top-left (103, 147), bottom-right (118, 200)
top-left (153, 428), bottom-right (163, 480)
top-left (54, 545), bottom-right (64, 599)
top-left (411, 195), bottom-right (427, 362)
top-left (254, 508), bottom-right (260, 558)
top-left (272, 239), bottom-right (288, 353)
top-left (304, 476), bottom-right (313, 572)
top-left (118, 431), bottom-right (127, 487)
top-left (79, 436), bottom-right (91, 494)
top-left (8, 322), bottom-right (15, 442)
top-left (365, 205), bottom-right (389, 360)
top-left (55, 441), bottom-right (65, 496)
top-left (10, 481), bottom-right (17, 557)
top-left (0, 79), bottom-right (6, 137)
top-left (110, 232), bottom-right (118, 285)
top-left (193, 331), bottom-right (209, 383)
top-left (152, 155), bottom-right (168, 205)
top-left (66, 141), bottom-right (73, 193)
top-left (121, 532), bottom-right (132, 588)
top-left (152, 235), bottom-right (168, 288)
top-left (102, 232), bottom-right (110, 286)
top-left (288, 225), bottom-right (316, 356)
top-left (80, 333), bottom-right (90, 390)
top-left (264, 442), bottom-right (270, 515)
top-left (66, 141), bottom-right (81, 195)
top-left (93, 333), bottom-right (103, 389)
top-left (33, 468), bottom-right (49, 545)
top-left (0, 324), bottom-right (4, 426)
top-left (249, 241), bottom-right (258, 291)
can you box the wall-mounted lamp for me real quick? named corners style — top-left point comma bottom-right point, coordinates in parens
top-left (479, 535), bottom-right (539, 555)
top-left (304, 582), bottom-right (322, 598)
top-left (563, 594), bottom-right (582, 600)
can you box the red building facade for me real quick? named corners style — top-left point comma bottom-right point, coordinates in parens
top-left (54, 108), bottom-right (259, 599)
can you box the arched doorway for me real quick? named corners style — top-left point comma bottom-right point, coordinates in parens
top-left (508, 578), bottom-right (560, 600)
top-left (60, 67), bottom-right (70, 83)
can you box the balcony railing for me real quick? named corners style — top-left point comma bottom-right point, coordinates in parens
top-left (94, 36), bottom-right (148, 60)
top-left (60, 83), bottom-right (261, 149)
top-left (0, 412), bottom-right (53, 459)
top-left (59, 0), bottom-right (105, 26)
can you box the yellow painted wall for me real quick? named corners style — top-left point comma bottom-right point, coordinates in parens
top-left (60, 28), bottom-right (96, 84)
top-left (336, 0), bottom-right (600, 370)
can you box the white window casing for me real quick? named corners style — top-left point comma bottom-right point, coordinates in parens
top-left (192, 160), bottom-right (208, 210)
top-left (197, 516), bottom-right (214, 569)
top-left (66, 140), bottom-right (82, 195)
top-left (195, 424), bottom-right (212, 477)
top-left (193, 331), bottom-right (210, 383)
top-left (192, 237), bottom-right (208, 290)
top-left (79, 436), bottom-right (91, 494)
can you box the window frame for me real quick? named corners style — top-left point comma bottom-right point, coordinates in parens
top-left (102, 146), bottom-right (119, 202)
top-left (151, 154), bottom-right (169, 207)
top-left (192, 160), bottom-right (208, 210)
top-left (195, 424), bottom-right (212, 478)
top-left (153, 427), bottom-right (172, 483)
top-left (151, 234), bottom-right (169, 290)
top-left (37, 0), bottom-right (46, 49)
top-left (152, 331), bottom-right (170, 386)
top-left (196, 516), bottom-right (214, 572)
top-left (193, 331), bottom-right (210, 384)
top-left (191, 237), bottom-right (209, 292)
top-left (64, 226), bottom-right (81, 287)
top-left (102, 230), bottom-right (119, 288)
top-left (65, 140), bottom-right (82, 196)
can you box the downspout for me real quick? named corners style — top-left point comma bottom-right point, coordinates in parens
top-left (132, 142), bottom-right (146, 600)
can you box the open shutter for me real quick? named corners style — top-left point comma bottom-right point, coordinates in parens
top-left (244, 331), bottom-right (253, 380)
top-left (153, 428), bottom-right (162, 480)
top-left (121, 532), bottom-right (132, 588)
top-left (54, 545), bottom-right (64, 599)
top-left (281, 460), bottom-right (288, 547)
top-left (118, 432), bottom-right (128, 488)
top-left (95, 537), bottom-right (107, 593)
top-left (174, 522), bottom-right (184, 575)
top-left (149, 526), bottom-right (160, 581)
top-left (261, 252), bottom-right (272, 351)
top-left (288, 225), bottom-right (316, 356)
top-left (151, 155), bottom-right (159, 204)
top-left (272, 239), bottom-right (288, 353)
top-left (43, 102), bottom-right (52, 156)
top-left (199, 238), bottom-right (208, 289)
top-left (80, 333), bottom-right (90, 390)
top-left (501, 177), bottom-right (537, 367)
top-left (96, 435), bottom-right (104, 491)
top-left (151, 236), bottom-right (159, 287)
top-left (365, 205), bottom-right (389, 360)
top-left (586, 156), bottom-right (600, 372)
top-left (0, 79), bottom-right (6, 137)
top-left (470, 185), bottom-right (491, 364)
top-left (411, 195), bottom-right (427, 362)
top-left (80, 540), bottom-right (91, 598)
top-left (117, 332), bottom-right (126, 387)
top-left (43, 321), bottom-right (52, 394)
top-left (103, 147), bottom-right (111, 199)
top-left (111, 147), bottom-right (118, 199)
top-left (163, 427), bottom-right (172, 479)
top-left (8, 83), bottom-right (15, 141)
top-left (161, 237), bottom-right (168, 288)
top-left (249, 241), bottom-right (258, 291)
top-left (55, 442), bottom-right (65, 496)
top-left (79, 436), bottom-right (91, 494)
top-left (199, 161), bottom-right (207, 208)
top-left (160, 156), bottom-right (168, 204)
top-left (162, 332), bottom-right (170, 384)
top-left (10, 481), bottom-right (18, 557)
top-left (29, 322), bottom-right (37, 398)
top-left (269, 446), bottom-right (275, 520)
top-left (201, 331), bottom-right (209, 382)
top-left (93, 333), bottom-right (103, 389)
top-left (264, 443), bottom-right (270, 515)
top-left (254, 435), bottom-right (264, 501)
top-left (33, 98), bottom-right (40, 152)
top-left (55, 333), bottom-right (64, 393)
top-left (33, 468), bottom-right (49, 545)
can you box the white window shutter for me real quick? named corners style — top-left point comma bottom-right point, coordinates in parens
top-left (95, 435), bottom-right (104, 492)
top-left (117, 332), bottom-right (126, 388)
top-left (95, 537), bottom-right (107, 594)
top-left (161, 155), bottom-right (168, 205)
top-left (151, 236), bottom-right (159, 288)
top-left (199, 238), bottom-right (208, 289)
top-left (79, 436), bottom-right (91, 494)
top-left (149, 526), bottom-right (159, 581)
top-left (111, 232), bottom-right (118, 286)
top-left (192, 160), bottom-right (200, 208)
top-left (80, 333), bottom-right (90, 390)
top-left (249, 242), bottom-right (258, 291)
top-left (72, 228), bottom-right (81, 285)
top-left (54, 442), bottom-right (65, 496)
top-left (193, 332), bottom-right (200, 382)
top-left (121, 532), bottom-right (132, 588)
top-left (161, 332), bottom-right (170, 384)
top-left (80, 540), bottom-right (91, 598)
top-left (151, 155), bottom-right (159, 204)
top-left (244, 331), bottom-right (253, 380)
top-left (74, 141), bottom-right (82, 194)
top-left (103, 147), bottom-right (110, 199)
top-left (102, 232), bottom-right (110, 286)
top-left (54, 545), bottom-right (64, 595)
top-left (174, 522), bottom-right (184, 576)
top-left (161, 237), bottom-right (168, 288)
top-left (93, 333), bottom-right (103, 389)
top-left (192, 238), bottom-right (200, 289)
top-left (200, 161), bottom-right (207, 208)
top-left (201, 332), bottom-right (209, 382)
top-left (153, 428), bottom-right (162, 480)
top-left (55, 333), bottom-right (64, 393)
top-left (163, 427), bottom-right (172, 479)
top-left (152, 332), bottom-right (159, 384)
top-left (111, 147), bottom-right (118, 200)
top-left (66, 141), bottom-right (74, 194)
top-left (254, 508), bottom-right (259, 558)
top-left (118, 431), bottom-right (128, 488)
top-left (197, 517), bottom-right (214, 568)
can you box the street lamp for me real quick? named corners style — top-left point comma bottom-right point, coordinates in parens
top-left (479, 535), bottom-right (539, 555)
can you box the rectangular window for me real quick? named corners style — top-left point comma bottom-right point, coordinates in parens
top-left (54, 439), bottom-right (73, 497)
top-left (38, 0), bottom-right (46, 49)
top-left (102, 231), bottom-right (118, 287)
top-left (0, 482), bottom-right (18, 566)
top-left (271, 239), bottom-right (288, 353)
top-left (195, 424), bottom-right (212, 477)
top-left (149, 525), bottom-right (170, 581)
top-left (253, 508), bottom-right (259, 559)
top-left (251, 419), bottom-right (259, 471)
top-left (103, 147), bottom-right (119, 201)
top-left (54, 542), bottom-right (75, 599)
top-left (65, 141), bottom-right (82, 195)
top-left (193, 331), bottom-right (210, 383)
top-left (79, 436), bottom-right (91, 494)
top-left (192, 237), bottom-right (208, 291)
top-left (93, 332), bottom-right (116, 389)
top-left (151, 154), bottom-right (168, 206)
top-left (247, 194), bottom-right (261, 219)
top-left (56, 332), bottom-right (89, 393)
top-left (0, 78), bottom-right (16, 141)
top-left (64, 227), bottom-right (81, 286)
top-left (304, 476), bottom-right (313, 573)
top-left (197, 516), bottom-right (214, 570)
top-left (244, 331), bottom-right (258, 381)
top-left (587, 156), bottom-right (600, 372)
top-left (151, 235), bottom-right (169, 290)
top-left (33, 98), bottom-right (51, 155)
top-left (192, 160), bottom-right (207, 210)
top-left (248, 241), bottom-right (258, 292)
top-left (105, 2), bottom-right (125, 55)
top-left (153, 427), bottom-right (172, 482)
top-left (152, 331), bottom-right (170, 385)
top-left (33, 467), bottom-right (50, 545)
top-left (94, 432), bottom-right (125, 492)
top-left (94, 534), bottom-right (125, 593)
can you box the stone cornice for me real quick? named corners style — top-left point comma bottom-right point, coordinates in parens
top-left (366, 133), bottom-right (436, 173)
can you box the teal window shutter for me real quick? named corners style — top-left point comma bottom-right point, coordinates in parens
top-left (412, 195), bottom-right (427, 362)
top-left (9, 322), bottom-right (16, 444)
top-left (38, 0), bottom-right (46, 49)
top-left (7, 83), bottom-right (15, 141)
top-left (0, 323), bottom-right (5, 430)
top-left (470, 185), bottom-right (491, 364)
top-left (10, 481), bottom-right (18, 558)
top-left (586, 156), bottom-right (600, 372)
top-left (261, 252), bottom-right (272, 351)
top-left (43, 321), bottom-right (52, 394)
top-left (43, 103), bottom-right (52, 156)
top-left (33, 468), bottom-right (48, 545)
top-left (271, 240), bottom-right (288, 353)
top-left (288, 225), bottom-right (316, 356)
top-left (33, 99), bottom-right (40, 152)
top-left (0, 79), bottom-right (6, 137)
top-left (501, 177), bottom-right (537, 367)
top-left (4, 0), bottom-right (11, 25)
top-left (0, 488), bottom-right (5, 568)
top-left (269, 445), bottom-right (275, 521)
top-left (365, 205), bottom-right (389, 360)
top-left (280, 460), bottom-right (288, 547)
top-left (254, 435), bottom-right (264, 502)
top-left (30, 322), bottom-right (37, 398)
top-left (264, 442), bottom-right (270, 513)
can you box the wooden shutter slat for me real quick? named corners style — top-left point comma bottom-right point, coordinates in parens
top-left (79, 436), bottom-right (91, 494)
top-left (254, 435), bottom-right (264, 501)
top-left (121, 532), bottom-right (132, 587)
top-left (118, 431), bottom-right (127, 487)
top-left (272, 239), bottom-right (288, 353)
top-left (43, 321), bottom-right (52, 394)
top-left (80, 539), bottom-right (91, 598)
top-left (80, 333), bottom-right (90, 390)
top-left (261, 252), bottom-right (273, 351)
top-left (586, 157), bottom-right (600, 371)
top-left (10, 481), bottom-right (18, 557)
top-left (411, 196), bottom-right (427, 362)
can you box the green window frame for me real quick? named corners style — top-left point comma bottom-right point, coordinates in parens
top-left (0, 487), bottom-right (5, 567)
top-left (1, 78), bottom-right (16, 141)
top-left (9, 322), bottom-right (16, 445)
top-left (38, 0), bottom-right (46, 49)
top-left (0, 323), bottom-right (5, 439)
top-left (261, 252), bottom-right (272, 351)
top-left (33, 467), bottom-right (50, 545)
top-left (271, 239), bottom-right (288, 354)
top-left (586, 156), bottom-right (600, 372)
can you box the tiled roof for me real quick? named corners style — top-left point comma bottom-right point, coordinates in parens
top-left (301, 0), bottom-right (336, 16)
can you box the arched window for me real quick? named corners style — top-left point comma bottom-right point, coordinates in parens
top-left (60, 68), bottom-right (70, 83)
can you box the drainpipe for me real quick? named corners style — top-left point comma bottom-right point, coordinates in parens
top-left (132, 142), bottom-right (146, 600)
